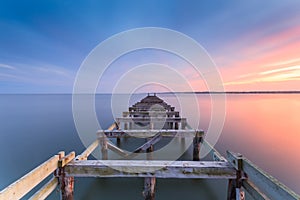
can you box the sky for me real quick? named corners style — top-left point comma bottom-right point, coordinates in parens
top-left (0, 0), bottom-right (300, 93)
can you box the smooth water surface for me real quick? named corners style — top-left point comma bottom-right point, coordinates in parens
top-left (0, 94), bottom-right (299, 199)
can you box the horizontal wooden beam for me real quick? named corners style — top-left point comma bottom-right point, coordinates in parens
top-left (227, 151), bottom-right (300, 200)
top-left (64, 160), bottom-right (236, 179)
top-left (102, 129), bottom-right (203, 138)
top-left (123, 111), bottom-right (179, 116)
top-left (116, 117), bottom-right (185, 123)
top-left (0, 154), bottom-right (59, 199)
top-left (28, 177), bottom-right (58, 200)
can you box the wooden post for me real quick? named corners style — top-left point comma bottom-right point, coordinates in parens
top-left (181, 119), bottom-right (186, 129)
top-left (174, 122), bottom-right (179, 130)
top-left (170, 122), bottom-right (173, 129)
top-left (193, 131), bottom-right (202, 161)
top-left (99, 132), bottom-right (108, 160)
top-left (150, 122), bottom-right (154, 130)
top-left (116, 137), bottom-right (121, 146)
top-left (146, 144), bottom-right (153, 160)
top-left (143, 177), bottom-right (156, 200)
top-left (143, 139), bottom-right (155, 200)
top-left (227, 152), bottom-right (244, 200)
top-left (129, 122), bottom-right (132, 129)
top-left (57, 152), bottom-right (74, 200)
top-left (227, 179), bottom-right (237, 200)
top-left (59, 172), bottom-right (74, 200)
top-left (116, 121), bottom-right (120, 130)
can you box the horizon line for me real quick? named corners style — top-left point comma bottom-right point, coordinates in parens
top-left (1, 90), bottom-right (300, 95)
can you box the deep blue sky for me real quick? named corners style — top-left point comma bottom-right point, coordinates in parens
top-left (1, 0), bottom-right (300, 93)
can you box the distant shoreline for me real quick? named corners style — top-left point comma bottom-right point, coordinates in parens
top-left (161, 91), bottom-right (300, 94)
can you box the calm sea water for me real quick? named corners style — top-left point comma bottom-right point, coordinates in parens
top-left (0, 94), bottom-right (299, 199)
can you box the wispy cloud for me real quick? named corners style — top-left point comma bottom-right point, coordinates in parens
top-left (0, 62), bottom-right (76, 89)
top-left (34, 66), bottom-right (72, 77)
top-left (260, 65), bottom-right (300, 75)
top-left (224, 66), bottom-right (300, 86)
top-left (0, 63), bottom-right (16, 70)
top-left (263, 58), bottom-right (300, 68)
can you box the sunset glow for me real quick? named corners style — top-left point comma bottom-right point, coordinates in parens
top-left (0, 1), bottom-right (299, 93)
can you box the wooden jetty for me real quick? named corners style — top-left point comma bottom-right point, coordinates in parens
top-left (0, 93), bottom-right (299, 200)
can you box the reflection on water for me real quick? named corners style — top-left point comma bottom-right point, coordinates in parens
top-left (0, 94), bottom-right (299, 199)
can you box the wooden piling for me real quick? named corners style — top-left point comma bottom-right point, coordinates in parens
top-left (57, 152), bottom-right (75, 200)
top-left (143, 139), bottom-right (156, 200)
top-left (193, 131), bottom-right (202, 161)
top-left (59, 170), bottom-right (74, 200)
top-left (143, 177), bottom-right (156, 200)
top-left (174, 122), bottom-right (179, 130)
top-left (99, 132), bottom-right (108, 160)
top-left (226, 152), bottom-right (245, 200)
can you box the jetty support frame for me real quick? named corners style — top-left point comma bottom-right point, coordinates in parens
top-left (0, 125), bottom-right (299, 200)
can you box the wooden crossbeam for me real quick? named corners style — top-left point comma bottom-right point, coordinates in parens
top-left (116, 117), bottom-right (185, 123)
top-left (123, 111), bottom-right (179, 116)
top-left (64, 160), bottom-right (236, 179)
top-left (103, 129), bottom-right (201, 138)
top-left (75, 123), bottom-right (117, 161)
top-left (132, 133), bottom-right (162, 153)
top-left (0, 155), bottom-right (59, 200)
top-left (75, 140), bottom-right (99, 161)
top-left (107, 122), bottom-right (117, 131)
top-left (106, 142), bottom-right (128, 157)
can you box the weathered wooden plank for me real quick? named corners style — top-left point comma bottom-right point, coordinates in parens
top-left (28, 177), bottom-right (58, 200)
top-left (116, 117), bottom-right (186, 123)
top-left (106, 142), bottom-right (128, 157)
top-left (103, 129), bottom-right (200, 138)
top-left (242, 180), bottom-right (270, 200)
top-left (74, 122), bottom-right (116, 161)
top-left (201, 139), bottom-right (227, 162)
top-left (64, 160), bottom-right (236, 179)
top-left (0, 155), bottom-right (59, 199)
top-left (107, 122), bottom-right (117, 131)
top-left (58, 151), bottom-right (76, 168)
top-left (75, 140), bottom-right (99, 161)
top-left (129, 106), bottom-right (174, 111)
top-left (227, 151), bottom-right (300, 200)
top-left (123, 111), bottom-right (179, 116)
top-left (132, 133), bottom-right (162, 153)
